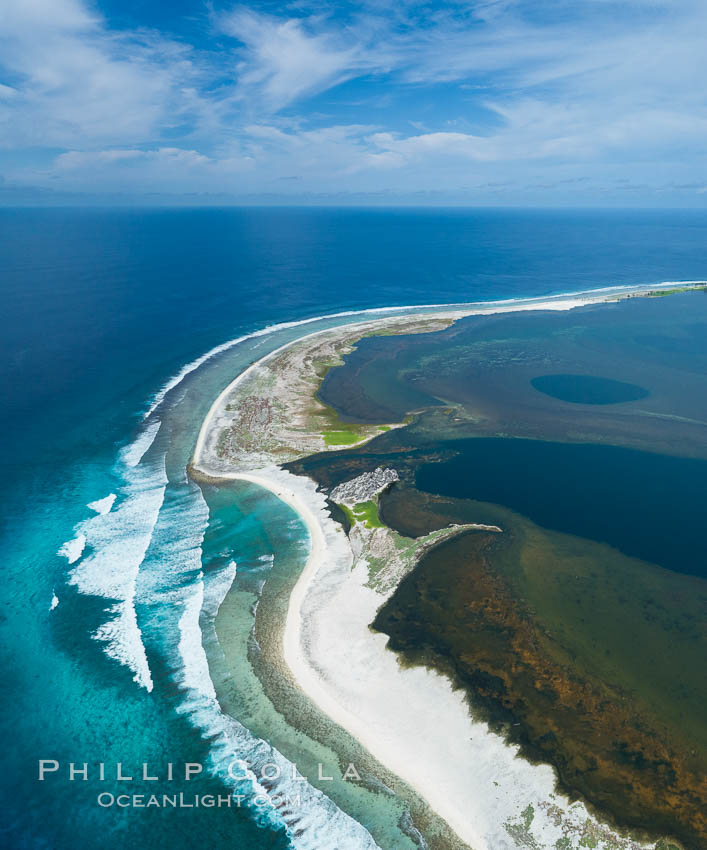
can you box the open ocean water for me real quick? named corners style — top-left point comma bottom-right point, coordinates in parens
top-left (1, 207), bottom-right (706, 850)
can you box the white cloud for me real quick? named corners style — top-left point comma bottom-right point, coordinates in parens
top-left (368, 131), bottom-right (497, 163)
top-left (0, 0), bottom-right (705, 202)
top-left (0, 0), bottom-right (203, 148)
top-left (55, 148), bottom-right (213, 169)
top-left (218, 8), bottom-right (379, 110)
top-left (34, 145), bottom-right (254, 194)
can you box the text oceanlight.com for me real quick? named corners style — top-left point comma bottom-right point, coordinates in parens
top-left (37, 760), bottom-right (363, 809)
top-left (96, 793), bottom-right (297, 809)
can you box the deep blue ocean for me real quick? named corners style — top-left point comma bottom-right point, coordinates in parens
top-left (1, 207), bottom-right (706, 850)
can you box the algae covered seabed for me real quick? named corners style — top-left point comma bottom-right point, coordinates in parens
top-left (288, 290), bottom-right (707, 850)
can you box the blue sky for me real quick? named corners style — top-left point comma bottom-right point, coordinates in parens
top-left (1, 0), bottom-right (706, 205)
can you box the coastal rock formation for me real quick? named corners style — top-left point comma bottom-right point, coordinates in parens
top-left (329, 467), bottom-right (399, 506)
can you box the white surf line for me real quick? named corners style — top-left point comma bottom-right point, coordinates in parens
top-left (57, 532), bottom-right (87, 564)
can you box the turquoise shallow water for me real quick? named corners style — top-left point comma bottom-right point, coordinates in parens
top-left (2, 208), bottom-right (707, 849)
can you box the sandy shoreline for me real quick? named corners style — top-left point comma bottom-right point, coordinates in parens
top-left (199, 467), bottom-right (490, 848)
top-left (190, 285), bottom-right (691, 850)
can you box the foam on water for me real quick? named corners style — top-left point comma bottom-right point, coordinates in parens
top-left (176, 584), bottom-right (217, 701)
top-left (69, 462), bottom-right (167, 600)
top-left (93, 600), bottom-right (154, 691)
top-left (67, 429), bottom-right (168, 692)
top-left (202, 561), bottom-right (237, 620)
top-left (50, 593), bottom-right (59, 611)
top-left (134, 481), bottom-right (210, 608)
top-left (57, 533), bottom-right (86, 564)
top-left (87, 493), bottom-right (116, 515)
top-left (121, 419), bottom-right (162, 467)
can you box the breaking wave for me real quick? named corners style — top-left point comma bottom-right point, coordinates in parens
top-left (65, 423), bottom-right (167, 692)
top-left (57, 533), bottom-right (86, 564)
top-left (87, 493), bottom-right (116, 515)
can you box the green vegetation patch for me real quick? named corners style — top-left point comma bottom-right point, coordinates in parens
top-left (504, 802), bottom-right (541, 849)
top-left (316, 397), bottom-right (391, 447)
top-left (337, 500), bottom-right (384, 530)
top-left (323, 428), bottom-right (363, 446)
top-left (644, 285), bottom-right (706, 297)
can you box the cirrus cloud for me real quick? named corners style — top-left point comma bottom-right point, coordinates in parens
top-left (0, 0), bottom-right (706, 204)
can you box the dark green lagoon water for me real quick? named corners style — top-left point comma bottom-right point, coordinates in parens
top-left (416, 437), bottom-right (707, 578)
top-left (530, 373), bottom-right (650, 404)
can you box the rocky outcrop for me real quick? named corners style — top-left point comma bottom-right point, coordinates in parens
top-left (329, 467), bottom-right (399, 506)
